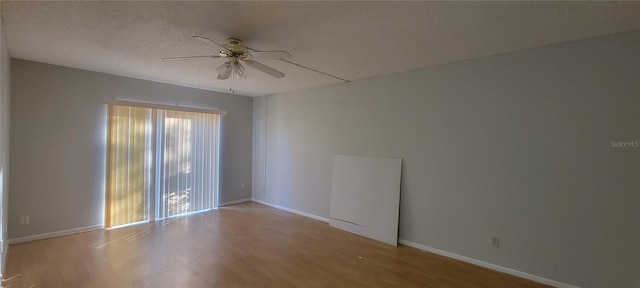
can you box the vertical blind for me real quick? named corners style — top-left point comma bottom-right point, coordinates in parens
top-left (106, 105), bottom-right (152, 227)
top-left (106, 103), bottom-right (221, 228)
top-left (156, 110), bottom-right (219, 219)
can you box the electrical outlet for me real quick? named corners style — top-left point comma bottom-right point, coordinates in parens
top-left (20, 216), bottom-right (29, 225)
top-left (261, 186), bottom-right (266, 194)
top-left (240, 184), bottom-right (245, 190)
top-left (492, 237), bottom-right (500, 247)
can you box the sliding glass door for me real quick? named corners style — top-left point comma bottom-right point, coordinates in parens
top-left (106, 106), bottom-right (152, 227)
top-left (106, 104), bottom-right (220, 228)
top-left (156, 110), bottom-right (219, 219)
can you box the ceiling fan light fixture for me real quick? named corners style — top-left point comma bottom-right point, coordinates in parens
top-left (216, 62), bottom-right (230, 74)
top-left (233, 60), bottom-right (246, 79)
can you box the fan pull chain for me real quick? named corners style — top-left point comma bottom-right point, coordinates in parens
top-left (229, 73), bottom-right (235, 94)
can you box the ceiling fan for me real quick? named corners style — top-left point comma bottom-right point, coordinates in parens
top-left (164, 36), bottom-right (290, 80)
top-left (164, 36), bottom-right (348, 93)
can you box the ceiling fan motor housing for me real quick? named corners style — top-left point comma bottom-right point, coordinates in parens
top-left (224, 38), bottom-right (248, 57)
top-left (227, 38), bottom-right (242, 46)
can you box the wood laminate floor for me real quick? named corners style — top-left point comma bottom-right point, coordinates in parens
top-left (3, 202), bottom-right (551, 288)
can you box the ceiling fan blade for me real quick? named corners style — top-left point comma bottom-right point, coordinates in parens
top-left (279, 59), bottom-right (349, 82)
top-left (193, 36), bottom-right (229, 52)
top-left (217, 65), bottom-right (232, 80)
top-left (243, 60), bottom-right (285, 78)
top-left (162, 55), bottom-right (223, 60)
top-left (247, 51), bottom-right (292, 60)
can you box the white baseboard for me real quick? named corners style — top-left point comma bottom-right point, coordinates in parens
top-left (218, 198), bottom-right (252, 207)
top-left (251, 198), bottom-right (329, 223)
top-left (0, 238), bottom-right (6, 279)
top-left (8, 224), bottom-right (104, 244)
top-left (398, 239), bottom-right (579, 288)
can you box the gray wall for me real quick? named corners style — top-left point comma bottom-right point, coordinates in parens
top-left (252, 31), bottom-right (640, 288)
top-left (9, 60), bottom-right (253, 239)
top-left (0, 13), bottom-right (11, 276)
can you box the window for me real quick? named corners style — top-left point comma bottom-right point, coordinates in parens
top-left (106, 105), bottom-right (152, 227)
top-left (156, 110), bottom-right (219, 219)
top-left (106, 102), bottom-right (222, 228)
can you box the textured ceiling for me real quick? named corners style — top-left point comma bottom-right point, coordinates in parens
top-left (1, 1), bottom-right (638, 97)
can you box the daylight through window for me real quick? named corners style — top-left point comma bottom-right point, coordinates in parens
top-left (106, 103), bottom-right (221, 228)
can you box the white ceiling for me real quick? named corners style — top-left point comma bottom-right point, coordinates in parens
top-left (1, 1), bottom-right (638, 97)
